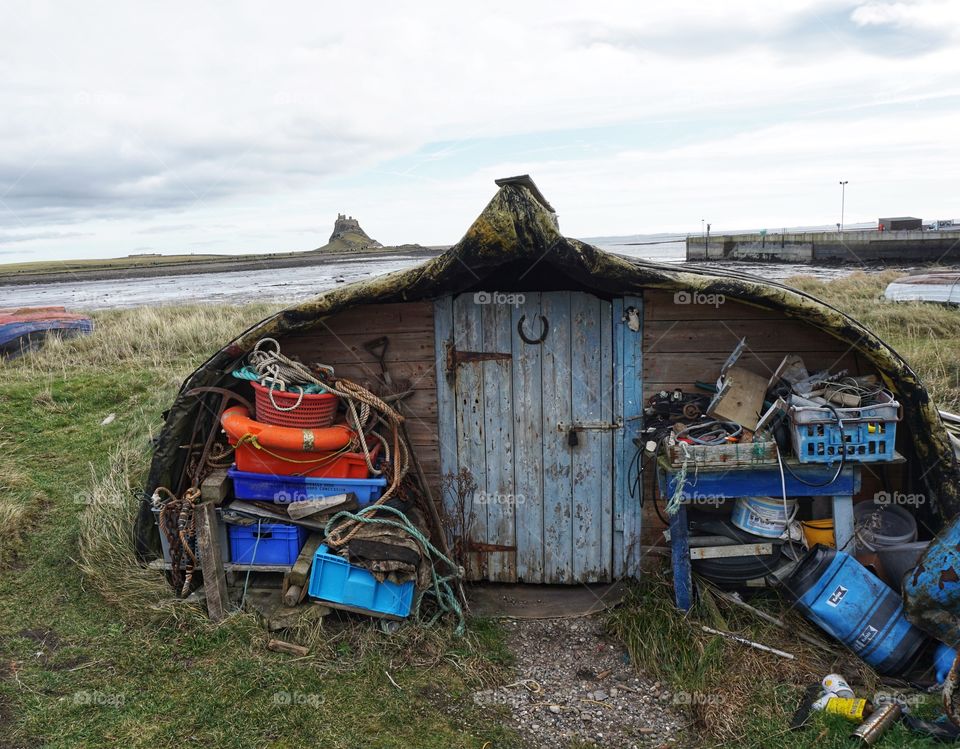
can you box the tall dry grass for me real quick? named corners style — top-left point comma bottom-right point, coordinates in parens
top-left (788, 270), bottom-right (960, 411)
top-left (75, 444), bottom-right (170, 607)
top-left (4, 302), bottom-right (281, 376)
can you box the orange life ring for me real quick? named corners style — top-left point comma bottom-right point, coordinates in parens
top-left (220, 405), bottom-right (354, 452)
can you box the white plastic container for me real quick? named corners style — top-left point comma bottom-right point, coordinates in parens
top-left (731, 496), bottom-right (796, 538)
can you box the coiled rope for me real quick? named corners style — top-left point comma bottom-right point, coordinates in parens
top-left (324, 504), bottom-right (465, 635)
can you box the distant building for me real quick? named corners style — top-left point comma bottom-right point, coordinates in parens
top-left (879, 217), bottom-right (922, 231)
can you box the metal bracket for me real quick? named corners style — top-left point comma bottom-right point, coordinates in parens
top-left (444, 340), bottom-right (512, 374)
top-left (556, 420), bottom-right (623, 432)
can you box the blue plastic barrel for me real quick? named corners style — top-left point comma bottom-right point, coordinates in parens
top-left (783, 544), bottom-right (927, 675)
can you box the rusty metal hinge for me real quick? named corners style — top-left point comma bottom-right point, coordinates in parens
top-left (445, 340), bottom-right (512, 374)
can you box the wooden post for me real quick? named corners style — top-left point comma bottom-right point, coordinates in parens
top-left (196, 502), bottom-right (229, 622)
top-left (283, 532), bottom-right (325, 607)
top-left (200, 468), bottom-right (231, 505)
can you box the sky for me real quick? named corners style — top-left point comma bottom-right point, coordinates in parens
top-left (1, 0), bottom-right (959, 264)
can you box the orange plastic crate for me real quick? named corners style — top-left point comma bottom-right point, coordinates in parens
top-left (232, 441), bottom-right (379, 478)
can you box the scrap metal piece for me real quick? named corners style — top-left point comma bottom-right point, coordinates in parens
top-left (851, 702), bottom-right (902, 744)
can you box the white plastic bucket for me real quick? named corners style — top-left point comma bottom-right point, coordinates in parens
top-left (731, 496), bottom-right (796, 538)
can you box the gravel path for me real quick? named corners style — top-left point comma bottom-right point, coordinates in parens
top-left (473, 617), bottom-right (688, 748)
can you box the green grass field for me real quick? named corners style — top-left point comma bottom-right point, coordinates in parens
top-left (0, 273), bottom-right (957, 748)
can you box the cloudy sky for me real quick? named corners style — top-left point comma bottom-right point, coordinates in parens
top-left (1, 0), bottom-right (959, 263)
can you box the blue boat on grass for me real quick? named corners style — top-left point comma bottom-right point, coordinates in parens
top-left (0, 306), bottom-right (94, 359)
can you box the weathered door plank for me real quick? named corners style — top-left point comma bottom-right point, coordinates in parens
top-left (613, 296), bottom-right (644, 577)
top-left (452, 294), bottom-right (488, 579)
top-left (482, 298), bottom-right (517, 581)
top-left (540, 291), bottom-right (573, 583)
top-left (512, 293), bottom-right (544, 582)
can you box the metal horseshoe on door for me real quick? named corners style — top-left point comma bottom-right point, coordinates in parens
top-left (517, 314), bottom-right (549, 344)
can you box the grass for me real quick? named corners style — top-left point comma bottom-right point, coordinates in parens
top-left (0, 271), bottom-right (956, 747)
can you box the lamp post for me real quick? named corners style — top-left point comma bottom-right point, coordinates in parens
top-left (839, 180), bottom-right (849, 232)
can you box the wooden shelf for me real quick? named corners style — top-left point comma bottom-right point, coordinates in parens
top-left (147, 559), bottom-right (292, 573)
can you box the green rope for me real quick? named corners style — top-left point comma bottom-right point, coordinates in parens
top-left (324, 504), bottom-right (466, 635)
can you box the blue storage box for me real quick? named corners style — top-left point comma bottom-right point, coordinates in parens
top-left (308, 545), bottom-right (414, 618)
top-left (227, 468), bottom-right (387, 507)
top-left (789, 391), bottom-right (900, 464)
top-left (228, 521), bottom-right (308, 565)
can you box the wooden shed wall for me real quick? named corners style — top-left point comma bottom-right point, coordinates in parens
top-left (278, 301), bottom-right (443, 500)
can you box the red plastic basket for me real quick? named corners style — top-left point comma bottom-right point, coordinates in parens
top-left (252, 381), bottom-right (338, 428)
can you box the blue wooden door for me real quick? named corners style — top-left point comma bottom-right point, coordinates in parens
top-left (435, 291), bottom-right (643, 583)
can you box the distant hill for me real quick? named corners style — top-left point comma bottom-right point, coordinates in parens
top-left (314, 214), bottom-right (383, 253)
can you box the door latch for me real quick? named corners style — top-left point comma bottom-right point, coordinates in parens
top-left (558, 420), bottom-right (623, 447)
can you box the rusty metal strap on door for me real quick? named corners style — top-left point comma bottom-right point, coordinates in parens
top-left (444, 340), bottom-right (511, 374)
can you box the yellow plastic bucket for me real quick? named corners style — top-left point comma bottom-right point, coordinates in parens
top-left (801, 518), bottom-right (836, 548)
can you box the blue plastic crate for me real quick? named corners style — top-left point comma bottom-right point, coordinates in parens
top-left (228, 521), bottom-right (308, 566)
top-left (307, 545), bottom-right (414, 618)
top-left (789, 391), bottom-right (900, 464)
top-left (227, 468), bottom-right (387, 507)
top-left (790, 415), bottom-right (898, 463)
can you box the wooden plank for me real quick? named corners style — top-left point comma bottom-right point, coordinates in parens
top-left (614, 295), bottom-right (644, 578)
top-left (644, 291), bottom-right (783, 321)
top-left (690, 543), bottom-right (774, 560)
top-left (287, 493), bottom-right (357, 520)
top-left (196, 502), bottom-right (229, 622)
top-left (599, 298), bottom-right (614, 581)
top-left (482, 298), bottom-right (516, 582)
top-left (707, 366), bottom-right (768, 430)
top-left (283, 531), bottom-right (325, 606)
top-left (670, 503), bottom-right (693, 611)
top-left (318, 361), bottom-right (438, 389)
top-left (267, 639), bottom-right (310, 657)
top-left (644, 319), bottom-right (850, 354)
top-left (227, 502), bottom-right (327, 531)
top-left (665, 438), bottom-right (778, 468)
top-left (306, 301), bottom-right (434, 334)
top-left (658, 461), bottom-right (861, 498)
top-left (453, 293), bottom-right (488, 580)
top-left (284, 331), bottom-right (436, 363)
top-left (541, 291), bottom-right (573, 583)
top-left (511, 293), bottom-right (545, 583)
top-left (833, 495), bottom-right (855, 554)
top-left (643, 352), bottom-right (862, 390)
top-left (570, 293), bottom-right (608, 582)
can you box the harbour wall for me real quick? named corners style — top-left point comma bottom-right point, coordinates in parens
top-left (686, 230), bottom-right (960, 264)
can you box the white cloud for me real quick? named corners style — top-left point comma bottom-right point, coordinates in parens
top-left (0, 0), bottom-right (959, 261)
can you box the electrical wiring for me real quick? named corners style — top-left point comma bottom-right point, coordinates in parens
top-left (675, 420), bottom-right (743, 445)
